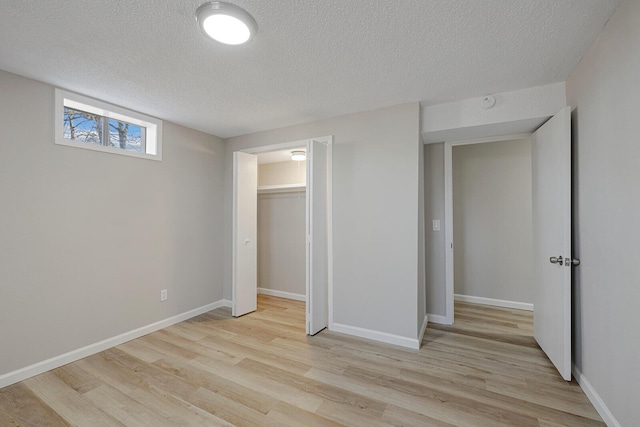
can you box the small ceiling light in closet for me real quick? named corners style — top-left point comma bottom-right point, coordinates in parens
top-left (196, 1), bottom-right (257, 45)
top-left (291, 151), bottom-right (306, 161)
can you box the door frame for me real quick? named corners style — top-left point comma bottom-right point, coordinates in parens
top-left (442, 132), bottom-right (533, 325)
top-left (234, 135), bottom-right (334, 331)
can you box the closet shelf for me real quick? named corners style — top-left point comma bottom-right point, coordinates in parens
top-left (257, 183), bottom-right (306, 194)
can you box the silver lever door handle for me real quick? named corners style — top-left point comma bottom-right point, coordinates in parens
top-left (550, 256), bottom-right (581, 266)
top-left (550, 255), bottom-right (563, 266)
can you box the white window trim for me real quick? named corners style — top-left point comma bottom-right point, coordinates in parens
top-left (54, 89), bottom-right (163, 161)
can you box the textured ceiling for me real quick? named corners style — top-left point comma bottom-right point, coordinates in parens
top-left (0, 0), bottom-right (620, 138)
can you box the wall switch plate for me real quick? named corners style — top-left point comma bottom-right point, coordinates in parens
top-left (160, 289), bottom-right (168, 302)
top-left (432, 220), bottom-right (441, 231)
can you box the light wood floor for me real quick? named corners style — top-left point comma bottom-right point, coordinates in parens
top-left (0, 296), bottom-right (604, 426)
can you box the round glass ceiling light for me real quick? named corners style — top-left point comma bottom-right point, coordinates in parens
top-left (196, 2), bottom-right (257, 45)
top-left (291, 151), bottom-right (306, 161)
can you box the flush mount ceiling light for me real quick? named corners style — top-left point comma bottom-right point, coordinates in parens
top-left (196, 1), bottom-right (257, 45)
top-left (291, 151), bottom-right (306, 161)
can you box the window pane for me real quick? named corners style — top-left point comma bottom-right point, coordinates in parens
top-left (108, 119), bottom-right (145, 153)
top-left (63, 106), bottom-right (147, 153)
top-left (56, 89), bottom-right (161, 160)
top-left (63, 107), bottom-right (103, 145)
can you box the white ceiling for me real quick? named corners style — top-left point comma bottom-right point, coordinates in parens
top-left (0, 1), bottom-right (620, 139)
top-left (257, 148), bottom-right (305, 165)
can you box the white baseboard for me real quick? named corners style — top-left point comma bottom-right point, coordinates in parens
top-left (331, 323), bottom-right (420, 350)
top-left (427, 313), bottom-right (452, 325)
top-left (572, 365), bottom-right (620, 427)
top-left (454, 294), bottom-right (533, 311)
top-left (258, 288), bottom-right (306, 302)
top-left (0, 299), bottom-right (230, 389)
top-left (418, 315), bottom-right (429, 347)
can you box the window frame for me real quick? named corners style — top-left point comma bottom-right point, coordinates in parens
top-left (54, 89), bottom-right (163, 161)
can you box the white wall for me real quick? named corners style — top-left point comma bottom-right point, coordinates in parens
top-left (257, 193), bottom-right (306, 297)
top-left (257, 161), bottom-right (306, 297)
top-left (225, 103), bottom-right (423, 343)
top-left (424, 143), bottom-right (446, 317)
top-left (566, 0), bottom-right (639, 424)
top-left (0, 70), bottom-right (226, 377)
top-left (422, 82), bottom-right (567, 143)
top-left (452, 139), bottom-right (533, 304)
top-left (258, 160), bottom-right (306, 186)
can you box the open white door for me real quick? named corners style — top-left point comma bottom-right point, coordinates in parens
top-left (532, 106), bottom-right (575, 381)
top-left (306, 139), bottom-right (329, 335)
top-left (232, 151), bottom-right (258, 317)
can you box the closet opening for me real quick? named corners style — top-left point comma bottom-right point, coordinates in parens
top-left (256, 148), bottom-right (307, 304)
top-left (232, 137), bottom-right (332, 335)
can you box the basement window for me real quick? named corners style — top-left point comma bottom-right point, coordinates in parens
top-left (54, 89), bottom-right (162, 161)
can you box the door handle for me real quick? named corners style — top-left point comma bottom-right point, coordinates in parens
top-left (550, 256), bottom-right (563, 266)
top-left (550, 255), bottom-right (581, 266)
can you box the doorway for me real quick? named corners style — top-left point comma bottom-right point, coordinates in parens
top-left (232, 136), bottom-right (333, 336)
top-left (443, 133), bottom-right (532, 324)
top-left (450, 136), bottom-right (534, 312)
top-left (440, 107), bottom-right (574, 381)
top-left (256, 149), bottom-right (307, 303)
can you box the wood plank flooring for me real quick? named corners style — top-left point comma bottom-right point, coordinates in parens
top-left (0, 296), bottom-right (604, 426)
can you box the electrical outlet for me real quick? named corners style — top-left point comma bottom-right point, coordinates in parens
top-left (160, 289), bottom-right (168, 302)
top-left (432, 220), bottom-right (441, 231)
